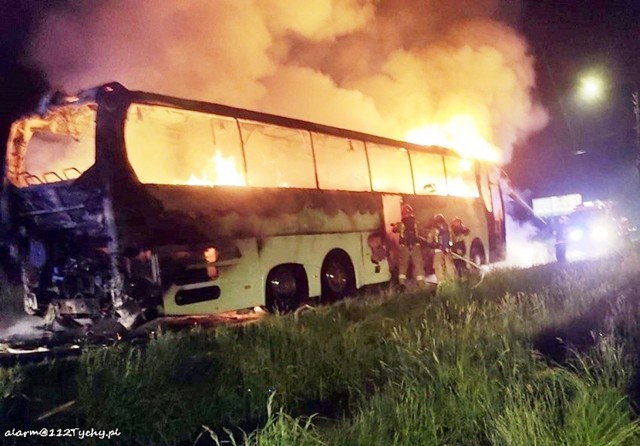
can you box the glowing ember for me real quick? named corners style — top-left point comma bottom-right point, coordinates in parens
top-left (405, 115), bottom-right (500, 163)
top-left (185, 150), bottom-right (246, 186)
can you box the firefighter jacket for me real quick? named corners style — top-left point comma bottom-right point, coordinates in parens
top-left (451, 221), bottom-right (470, 244)
top-left (426, 221), bottom-right (451, 252)
top-left (450, 221), bottom-right (470, 256)
top-left (392, 216), bottom-right (422, 246)
top-left (554, 220), bottom-right (567, 244)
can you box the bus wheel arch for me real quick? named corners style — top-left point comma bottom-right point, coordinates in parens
top-left (469, 239), bottom-right (486, 266)
top-left (321, 249), bottom-right (356, 302)
top-left (265, 263), bottom-right (308, 313)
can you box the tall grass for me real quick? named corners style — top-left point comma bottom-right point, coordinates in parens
top-left (320, 281), bottom-right (640, 446)
top-left (3, 253), bottom-right (640, 445)
top-left (198, 394), bottom-right (326, 446)
top-left (0, 367), bottom-right (25, 428)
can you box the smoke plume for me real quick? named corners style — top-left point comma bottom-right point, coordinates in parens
top-left (29, 0), bottom-right (547, 163)
top-left (504, 214), bottom-right (554, 267)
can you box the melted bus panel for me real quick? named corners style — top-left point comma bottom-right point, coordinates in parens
top-left (7, 104), bottom-right (96, 188)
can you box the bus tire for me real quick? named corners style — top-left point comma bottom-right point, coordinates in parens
top-left (321, 249), bottom-right (356, 302)
top-left (266, 264), bottom-right (307, 313)
top-left (469, 240), bottom-right (486, 267)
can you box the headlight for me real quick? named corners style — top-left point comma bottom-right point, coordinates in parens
top-left (590, 226), bottom-right (610, 242)
top-left (568, 228), bottom-right (583, 241)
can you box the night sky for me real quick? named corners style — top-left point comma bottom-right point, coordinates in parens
top-left (1, 1), bottom-right (639, 214)
top-left (0, 1), bottom-right (49, 149)
top-left (509, 0), bottom-right (640, 211)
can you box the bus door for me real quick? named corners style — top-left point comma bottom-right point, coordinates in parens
top-left (381, 194), bottom-right (403, 271)
top-left (489, 169), bottom-right (506, 261)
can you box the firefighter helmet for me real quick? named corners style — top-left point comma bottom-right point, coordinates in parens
top-left (433, 213), bottom-right (447, 224)
top-left (451, 216), bottom-right (463, 226)
top-left (401, 204), bottom-right (414, 218)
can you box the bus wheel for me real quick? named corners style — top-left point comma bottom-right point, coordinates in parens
top-left (321, 250), bottom-right (355, 302)
top-left (266, 265), bottom-right (306, 313)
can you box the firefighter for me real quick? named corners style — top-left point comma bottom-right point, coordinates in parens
top-left (391, 203), bottom-right (427, 288)
top-left (450, 216), bottom-right (471, 278)
top-left (554, 215), bottom-right (568, 263)
top-left (426, 214), bottom-right (456, 284)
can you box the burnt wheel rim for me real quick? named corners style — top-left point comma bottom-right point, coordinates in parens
top-left (268, 268), bottom-right (300, 311)
top-left (269, 270), bottom-right (297, 297)
top-left (324, 261), bottom-right (348, 293)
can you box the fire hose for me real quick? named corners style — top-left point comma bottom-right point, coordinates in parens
top-left (450, 251), bottom-right (486, 288)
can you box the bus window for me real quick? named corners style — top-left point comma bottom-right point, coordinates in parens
top-left (367, 143), bottom-right (413, 194)
top-left (125, 104), bottom-right (245, 186)
top-left (10, 105), bottom-right (96, 187)
top-left (410, 152), bottom-right (447, 196)
top-left (239, 121), bottom-right (315, 189)
top-left (312, 134), bottom-right (370, 191)
top-left (444, 156), bottom-right (479, 197)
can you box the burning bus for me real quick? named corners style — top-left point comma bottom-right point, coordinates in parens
top-left (2, 83), bottom-right (505, 328)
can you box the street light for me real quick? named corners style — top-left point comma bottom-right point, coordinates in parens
top-left (577, 74), bottom-right (605, 103)
top-left (573, 69), bottom-right (640, 185)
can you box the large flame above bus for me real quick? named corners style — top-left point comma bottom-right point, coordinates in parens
top-left (405, 115), bottom-right (500, 163)
top-left (30, 2), bottom-right (548, 170)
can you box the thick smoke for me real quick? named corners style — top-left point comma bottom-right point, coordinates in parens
top-left (30, 0), bottom-right (546, 163)
top-left (504, 214), bottom-right (554, 267)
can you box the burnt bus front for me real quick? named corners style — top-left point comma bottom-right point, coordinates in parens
top-left (1, 85), bottom-right (174, 327)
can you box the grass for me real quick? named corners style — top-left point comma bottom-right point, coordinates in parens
top-left (2, 251), bottom-right (640, 445)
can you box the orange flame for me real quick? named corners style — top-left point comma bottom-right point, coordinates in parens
top-left (446, 158), bottom-right (479, 198)
top-left (405, 114), bottom-right (500, 163)
top-left (184, 150), bottom-right (246, 186)
top-left (446, 177), bottom-right (479, 198)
